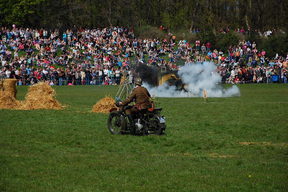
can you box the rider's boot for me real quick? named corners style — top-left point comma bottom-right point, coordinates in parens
top-left (128, 114), bottom-right (136, 135)
top-left (120, 115), bottom-right (127, 134)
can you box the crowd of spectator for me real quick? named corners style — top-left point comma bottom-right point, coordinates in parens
top-left (189, 40), bottom-right (288, 84)
top-left (191, 26), bottom-right (281, 38)
top-left (0, 26), bottom-right (287, 86)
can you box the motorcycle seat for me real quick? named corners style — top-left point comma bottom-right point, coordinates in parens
top-left (154, 108), bottom-right (162, 111)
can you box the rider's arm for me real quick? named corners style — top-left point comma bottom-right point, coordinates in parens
top-left (145, 88), bottom-right (151, 98)
top-left (121, 89), bottom-right (136, 106)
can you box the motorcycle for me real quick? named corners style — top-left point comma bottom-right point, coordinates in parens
top-left (107, 103), bottom-right (166, 135)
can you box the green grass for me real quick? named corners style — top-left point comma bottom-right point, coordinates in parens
top-left (0, 84), bottom-right (287, 192)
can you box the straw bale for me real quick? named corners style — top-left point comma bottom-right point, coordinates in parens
top-left (0, 79), bottom-right (20, 109)
top-left (0, 81), bottom-right (63, 110)
top-left (2, 79), bottom-right (17, 98)
top-left (92, 96), bottom-right (116, 113)
top-left (0, 80), bottom-right (3, 90)
top-left (0, 80), bottom-right (3, 97)
top-left (0, 93), bottom-right (21, 109)
top-left (20, 82), bottom-right (63, 110)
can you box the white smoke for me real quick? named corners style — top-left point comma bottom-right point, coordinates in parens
top-left (144, 62), bottom-right (240, 98)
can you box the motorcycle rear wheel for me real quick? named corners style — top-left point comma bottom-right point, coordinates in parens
top-left (148, 116), bottom-right (165, 135)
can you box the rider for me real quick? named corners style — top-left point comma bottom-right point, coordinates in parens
top-left (119, 78), bottom-right (152, 132)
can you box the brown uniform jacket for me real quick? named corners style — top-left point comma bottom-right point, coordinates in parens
top-left (122, 86), bottom-right (152, 109)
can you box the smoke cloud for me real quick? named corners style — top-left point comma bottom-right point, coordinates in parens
top-left (135, 64), bottom-right (159, 86)
top-left (144, 62), bottom-right (240, 98)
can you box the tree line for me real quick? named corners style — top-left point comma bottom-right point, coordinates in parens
top-left (0, 0), bottom-right (287, 32)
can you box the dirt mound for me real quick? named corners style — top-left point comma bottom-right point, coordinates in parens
top-left (92, 96), bottom-right (116, 113)
top-left (20, 82), bottom-right (63, 110)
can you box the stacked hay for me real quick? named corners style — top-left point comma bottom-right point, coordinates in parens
top-left (0, 80), bottom-right (63, 110)
top-left (0, 79), bottom-right (3, 89)
top-left (0, 94), bottom-right (21, 109)
top-left (0, 79), bottom-right (21, 109)
top-left (0, 80), bottom-right (3, 97)
top-left (20, 82), bottom-right (63, 110)
top-left (92, 96), bottom-right (116, 113)
top-left (2, 79), bottom-right (17, 97)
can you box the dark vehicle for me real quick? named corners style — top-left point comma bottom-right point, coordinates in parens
top-left (107, 105), bottom-right (166, 135)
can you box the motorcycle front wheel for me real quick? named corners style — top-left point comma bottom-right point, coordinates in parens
top-left (107, 111), bottom-right (126, 134)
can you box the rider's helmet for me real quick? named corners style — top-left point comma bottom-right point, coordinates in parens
top-left (135, 78), bottom-right (142, 86)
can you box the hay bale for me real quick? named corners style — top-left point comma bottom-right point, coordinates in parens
top-left (0, 81), bottom-right (63, 110)
top-left (92, 96), bottom-right (116, 113)
top-left (0, 93), bottom-right (21, 109)
top-left (0, 80), bottom-right (3, 97)
top-left (0, 79), bottom-right (21, 109)
top-left (0, 80), bottom-right (3, 90)
top-left (20, 82), bottom-right (63, 110)
top-left (2, 79), bottom-right (17, 98)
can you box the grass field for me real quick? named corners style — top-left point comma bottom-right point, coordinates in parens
top-left (0, 84), bottom-right (287, 192)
